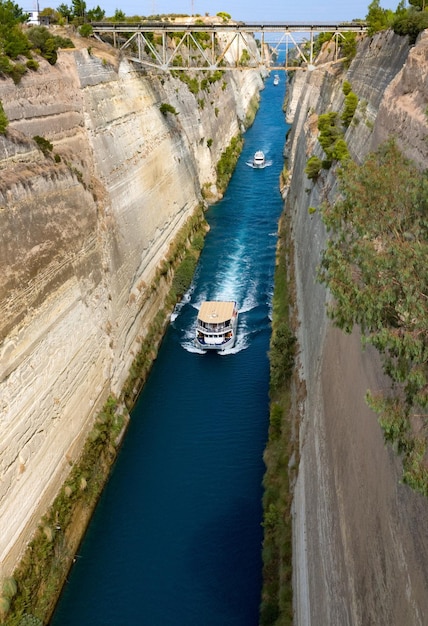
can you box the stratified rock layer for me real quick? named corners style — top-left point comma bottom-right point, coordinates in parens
top-left (0, 35), bottom-right (263, 576)
top-left (286, 30), bottom-right (428, 624)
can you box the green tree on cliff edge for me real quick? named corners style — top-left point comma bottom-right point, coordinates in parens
top-left (319, 140), bottom-right (428, 495)
top-left (0, 0), bottom-right (30, 58)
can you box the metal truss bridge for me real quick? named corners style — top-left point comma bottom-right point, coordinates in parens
top-left (91, 21), bottom-right (367, 72)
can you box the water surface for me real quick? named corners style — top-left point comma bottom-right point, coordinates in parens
top-left (51, 72), bottom-right (288, 626)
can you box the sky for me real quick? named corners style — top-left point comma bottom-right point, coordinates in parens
top-left (34, 0), bottom-right (402, 23)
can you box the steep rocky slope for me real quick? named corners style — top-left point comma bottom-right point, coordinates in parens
top-left (0, 32), bottom-right (263, 579)
top-left (285, 30), bottom-right (428, 624)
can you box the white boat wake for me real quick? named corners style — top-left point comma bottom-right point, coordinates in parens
top-left (246, 160), bottom-right (273, 169)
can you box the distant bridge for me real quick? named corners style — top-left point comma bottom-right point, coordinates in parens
top-left (91, 21), bottom-right (367, 72)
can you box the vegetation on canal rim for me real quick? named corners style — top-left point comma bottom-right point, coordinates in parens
top-left (305, 80), bottom-right (359, 179)
top-left (318, 139), bottom-right (428, 496)
top-left (260, 211), bottom-right (297, 626)
top-left (216, 134), bottom-right (244, 194)
top-left (2, 205), bottom-right (208, 626)
top-left (244, 92), bottom-right (261, 129)
top-left (1, 396), bottom-right (125, 625)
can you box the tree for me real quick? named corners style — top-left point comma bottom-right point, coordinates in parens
top-left (56, 3), bottom-right (72, 21)
top-left (393, 10), bottom-right (428, 43)
top-left (0, 1), bottom-right (31, 60)
top-left (408, 0), bottom-right (426, 10)
top-left (40, 7), bottom-right (61, 23)
top-left (0, 0), bottom-right (29, 23)
top-left (86, 5), bottom-right (105, 21)
top-left (113, 9), bottom-right (126, 21)
top-left (366, 0), bottom-right (395, 35)
top-left (72, 0), bottom-right (86, 18)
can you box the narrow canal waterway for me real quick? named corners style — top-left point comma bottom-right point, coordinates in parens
top-left (51, 72), bottom-right (288, 626)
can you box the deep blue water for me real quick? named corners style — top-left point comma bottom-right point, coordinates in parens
top-left (51, 73), bottom-right (288, 626)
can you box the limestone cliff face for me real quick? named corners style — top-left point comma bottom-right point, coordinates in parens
top-left (0, 37), bottom-right (263, 575)
top-left (285, 30), bottom-right (428, 624)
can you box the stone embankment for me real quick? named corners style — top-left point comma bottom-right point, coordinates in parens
top-left (0, 30), bottom-right (263, 580)
top-left (285, 30), bottom-right (428, 624)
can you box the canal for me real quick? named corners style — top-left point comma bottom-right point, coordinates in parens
top-left (51, 71), bottom-right (289, 626)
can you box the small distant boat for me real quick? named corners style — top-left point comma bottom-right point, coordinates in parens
top-left (252, 150), bottom-right (265, 168)
top-left (273, 74), bottom-right (280, 85)
top-left (195, 300), bottom-right (238, 351)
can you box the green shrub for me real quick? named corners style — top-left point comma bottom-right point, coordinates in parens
top-left (240, 49), bottom-right (251, 66)
top-left (269, 322), bottom-right (296, 391)
top-left (0, 54), bottom-right (12, 75)
top-left (341, 32), bottom-right (357, 66)
top-left (2, 577), bottom-right (17, 599)
top-left (318, 111), bottom-right (341, 151)
top-left (26, 27), bottom-right (73, 65)
top-left (217, 11), bottom-right (231, 21)
top-left (0, 596), bottom-right (10, 621)
top-left (341, 91), bottom-right (359, 127)
top-left (331, 137), bottom-right (350, 162)
top-left (207, 138), bottom-right (213, 148)
top-left (305, 155), bottom-right (323, 180)
top-left (171, 253), bottom-right (197, 297)
top-left (0, 100), bottom-right (9, 134)
top-left (342, 80), bottom-right (352, 96)
top-left (176, 72), bottom-right (199, 94)
top-left (9, 62), bottom-right (27, 83)
top-left (393, 10), bottom-right (428, 44)
top-left (33, 135), bottom-right (53, 156)
top-left (26, 58), bottom-right (39, 71)
top-left (159, 102), bottom-right (178, 115)
top-left (208, 69), bottom-right (223, 83)
top-left (79, 23), bottom-right (93, 38)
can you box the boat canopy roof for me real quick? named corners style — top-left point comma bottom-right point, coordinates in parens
top-left (197, 301), bottom-right (236, 324)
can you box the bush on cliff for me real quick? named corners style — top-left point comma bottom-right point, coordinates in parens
top-left (305, 155), bottom-right (322, 180)
top-left (159, 102), bottom-right (178, 116)
top-left (0, 100), bottom-right (9, 134)
top-left (393, 10), bottom-right (428, 45)
top-left (341, 91), bottom-right (359, 127)
top-left (27, 26), bottom-right (74, 65)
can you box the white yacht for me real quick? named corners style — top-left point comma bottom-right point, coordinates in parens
top-left (195, 301), bottom-right (238, 351)
top-left (273, 74), bottom-right (280, 85)
top-left (252, 150), bottom-right (265, 168)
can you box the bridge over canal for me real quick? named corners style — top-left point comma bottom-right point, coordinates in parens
top-left (91, 20), bottom-right (367, 72)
